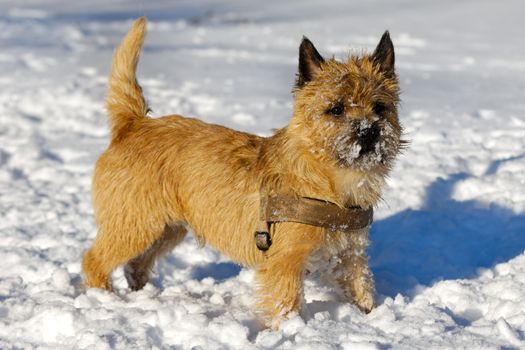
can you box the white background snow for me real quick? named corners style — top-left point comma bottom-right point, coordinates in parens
top-left (1, 0), bottom-right (524, 348)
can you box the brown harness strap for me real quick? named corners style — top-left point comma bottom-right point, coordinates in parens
top-left (260, 196), bottom-right (373, 233)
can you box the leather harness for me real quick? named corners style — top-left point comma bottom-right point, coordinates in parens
top-left (255, 195), bottom-right (374, 251)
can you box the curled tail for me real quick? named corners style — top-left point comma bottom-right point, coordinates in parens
top-left (106, 17), bottom-right (148, 142)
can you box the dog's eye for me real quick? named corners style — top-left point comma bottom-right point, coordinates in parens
top-left (327, 104), bottom-right (344, 117)
top-left (373, 102), bottom-right (388, 116)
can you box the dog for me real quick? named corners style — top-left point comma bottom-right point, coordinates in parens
top-left (83, 17), bottom-right (403, 327)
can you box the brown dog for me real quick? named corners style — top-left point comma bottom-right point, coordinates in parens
top-left (83, 17), bottom-right (403, 327)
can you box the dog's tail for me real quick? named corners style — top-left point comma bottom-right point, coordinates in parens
top-left (106, 17), bottom-right (148, 142)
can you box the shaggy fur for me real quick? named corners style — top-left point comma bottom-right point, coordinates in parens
top-left (82, 17), bottom-right (403, 327)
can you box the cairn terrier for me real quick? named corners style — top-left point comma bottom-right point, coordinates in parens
top-left (83, 17), bottom-right (403, 327)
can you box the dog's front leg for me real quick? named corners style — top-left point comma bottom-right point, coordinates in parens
top-left (333, 229), bottom-right (375, 313)
top-left (255, 223), bottom-right (324, 328)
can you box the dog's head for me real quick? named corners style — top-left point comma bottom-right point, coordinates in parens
top-left (289, 32), bottom-right (403, 174)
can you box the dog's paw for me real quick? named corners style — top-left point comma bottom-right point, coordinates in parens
top-left (124, 264), bottom-right (149, 291)
top-left (355, 292), bottom-right (375, 313)
top-left (267, 311), bottom-right (302, 331)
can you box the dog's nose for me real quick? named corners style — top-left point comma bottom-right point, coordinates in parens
top-left (358, 125), bottom-right (380, 153)
top-left (360, 125), bottom-right (380, 143)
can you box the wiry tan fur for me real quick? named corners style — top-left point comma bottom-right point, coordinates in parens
top-left (82, 17), bottom-right (403, 327)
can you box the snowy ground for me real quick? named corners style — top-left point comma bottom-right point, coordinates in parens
top-left (1, 0), bottom-right (525, 348)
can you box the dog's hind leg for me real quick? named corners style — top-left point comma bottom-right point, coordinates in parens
top-left (124, 223), bottom-right (187, 291)
top-left (82, 217), bottom-right (169, 291)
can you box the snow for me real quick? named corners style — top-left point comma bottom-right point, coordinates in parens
top-left (1, 0), bottom-right (525, 348)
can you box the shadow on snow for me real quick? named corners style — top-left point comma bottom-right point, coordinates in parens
top-left (371, 171), bottom-right (525, 297)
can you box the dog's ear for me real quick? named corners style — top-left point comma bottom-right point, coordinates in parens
top-left (296, 36), bottom-right (324, 88)
top-left (372, 31), bottom-right (395, 76)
